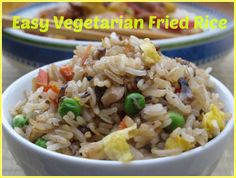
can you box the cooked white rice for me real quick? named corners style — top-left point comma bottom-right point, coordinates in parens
top-left (11, 34), bottom-right (231, 161)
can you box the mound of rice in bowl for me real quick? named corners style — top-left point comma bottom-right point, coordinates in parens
top-left (11, 35), bottom-right (231, 161)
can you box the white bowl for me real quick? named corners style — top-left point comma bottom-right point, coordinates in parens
top-left (2, 60), bottom-right (234, 176)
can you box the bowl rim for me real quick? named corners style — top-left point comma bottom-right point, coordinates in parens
top-left (2, 59), bottom-right (234, 166)
top-left (3, 2), bottom-right (234, 50)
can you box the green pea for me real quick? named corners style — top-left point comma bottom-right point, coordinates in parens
top-left (166, 111), bottom-right (185, 132)
top-left (124, 93), bottom-right (145, 115)
top-left (35, 138), bottom-right (47, 148)
top-left (12, 114), bottom-right (28, 128)
top-left (58, 97), bottom-right (82, 117)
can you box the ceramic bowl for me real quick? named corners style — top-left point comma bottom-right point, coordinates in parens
top-left (2, 60), bottom-right (234, 176)
top-left (3, 3), bottom-right (234, 66)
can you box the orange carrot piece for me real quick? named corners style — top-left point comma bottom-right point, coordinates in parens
top-left (118, 119), bottom-right (127, 130)
top-left (50, 85), bottom-right (60, 94)
top-left (36, 69), bottom-right (48, 89)
top-left (35, 69), bottom-right (61, 93)
top-left (59, 65), bottom-right (74, 81)
top-left (44, 84), bottom-right (60, 94)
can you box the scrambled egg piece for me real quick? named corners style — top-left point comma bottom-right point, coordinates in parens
top-left (104, 134), bottom-right (133, 161)
top-left (103, 124), bottom-right (137, 161)
top-left (165, 134), bottom-right (194, 151)
top-left (202, 104), bottom-right (226, 137)
top-left (140, 42), bottom-right (161, 66)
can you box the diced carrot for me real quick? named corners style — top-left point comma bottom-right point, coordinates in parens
top-left (59, 65), bottom-right (74, 81)
top-left (35, 69), bottom-right (61, 93)
top-left (81, 44), bottom-right (92, 66)
top-left (36, 69), bottom-right (48, 89)
top-left (44, 84), bottom-right (60, 94)
top-left (43, 85), bottom-right (50, 92)
top-left (118, 119), bottom-right (127, 130)
top-left (50, 85), bottom-right (60, 94)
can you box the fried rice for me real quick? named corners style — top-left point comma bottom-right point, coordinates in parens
top-left (11, 34), bottom-right (231, 161)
